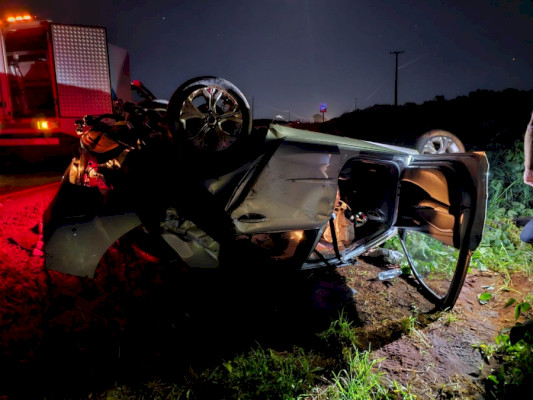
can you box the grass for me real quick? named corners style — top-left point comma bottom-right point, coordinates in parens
top-left (435, 308), bottom-right (460, 326)
top-left (317, 309), bottom-right (361, 349)
top-left (475, 141), bottom-right (533, 276)
top-left (100, 344), bottom-right (323, 400)
top-left (95, 316), bottom-right (417, 400)
top-left (305, 347), bottom-right (415, 400)
top-left (467, 142), bottom-right (533, 399)
top-left (480, 332), bottom-right (533, 400)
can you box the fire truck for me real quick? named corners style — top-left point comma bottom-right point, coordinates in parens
top-left (0, 11), bottom-right (131, 162)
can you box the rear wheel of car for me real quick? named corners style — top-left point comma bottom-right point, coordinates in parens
top-left (167, 76), bottom-right (252, 154)
top-left (416, 130), bottom-right (465, 154)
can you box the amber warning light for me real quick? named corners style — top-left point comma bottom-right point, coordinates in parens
top-left (5, 14), bottom-right (33, 23)
top-left (36, 120), bottom-right (57, 130)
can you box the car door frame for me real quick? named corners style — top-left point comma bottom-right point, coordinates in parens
top-left (394, 152), bottom-right (489, 308)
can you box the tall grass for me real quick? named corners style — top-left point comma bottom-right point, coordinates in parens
top-left (472, 142), bottom-right (533, 399)
top-left (306, 346), bottom-right (415, 400)
top-left (473, 141), bottom-right (533, 275)
top-left (97, 316), bottom-right (416, 400)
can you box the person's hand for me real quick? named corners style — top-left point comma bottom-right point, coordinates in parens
top-left (524, 168), bottom-right (533, 187)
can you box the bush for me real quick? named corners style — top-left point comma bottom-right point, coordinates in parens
top-left (484, 332), bottom-right (533, 399)
top-left (471, 141), bottom-right (533, 275)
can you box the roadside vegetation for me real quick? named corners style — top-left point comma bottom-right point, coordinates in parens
top-left (471, 141), bottom-right (533, 399)
top-left (88, 143), bottom-right (533, 399)
top-left (98, 314), bottom-right (417, 400)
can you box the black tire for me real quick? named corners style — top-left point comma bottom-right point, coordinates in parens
top-left (167, 76), bottom-right (252, 155)
top-left (416, 130), bottom-right (465, 154)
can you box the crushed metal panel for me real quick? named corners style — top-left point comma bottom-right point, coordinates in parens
top-left (231, 140), bottom-right (340, 234)
top-left (46, 213), bottom-right (142, 278)
top-left (51, 24), bottom-right (112, 117)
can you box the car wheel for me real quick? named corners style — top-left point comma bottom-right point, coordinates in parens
top-left (416, 130), bottom-right (465, 154)
top-left (167, 76), bottom-right (252, 153)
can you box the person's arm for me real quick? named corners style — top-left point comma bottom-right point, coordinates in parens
top-left (524, 112), bottom-right (533, 187)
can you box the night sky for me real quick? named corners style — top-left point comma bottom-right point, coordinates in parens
top-left (3, 0), bottom-right (533, 121)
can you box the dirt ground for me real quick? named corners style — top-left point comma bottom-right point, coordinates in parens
top-left (340, 262), bottom-right (532, 399)
top-left (0, 182), bottom-right (532, 399)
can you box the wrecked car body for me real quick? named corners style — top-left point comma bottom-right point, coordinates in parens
top-left (43, 76), bottom-right (488, 309)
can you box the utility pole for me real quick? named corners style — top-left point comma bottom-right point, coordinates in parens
top-left (390, 50), bottom-right (404, 107)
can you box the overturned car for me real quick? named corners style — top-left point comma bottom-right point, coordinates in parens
top-left (43, 76), bottom-right (488, 309)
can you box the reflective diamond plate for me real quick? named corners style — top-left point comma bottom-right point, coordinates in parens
top-left (51, 24), bottom-right (112, 117)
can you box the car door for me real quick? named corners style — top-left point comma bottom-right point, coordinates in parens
top-left (228, 139), bottom-right (341, 235)
top-left (224, 139), bottom-right (341, 268)
top-left (394, 152), bottom-right (489, 308)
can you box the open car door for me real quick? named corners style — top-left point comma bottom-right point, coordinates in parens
top-left (395, 152), bottom-right (489, 308)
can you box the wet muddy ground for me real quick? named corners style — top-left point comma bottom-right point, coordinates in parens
top-left (0, 182), bottom-right (532, 399)
top-left (340, 262), bottom-right (530, 399)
